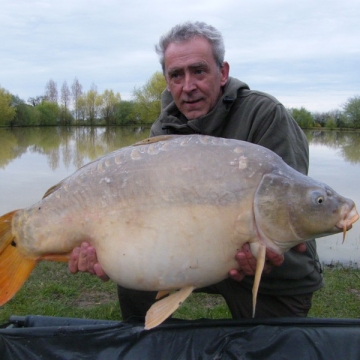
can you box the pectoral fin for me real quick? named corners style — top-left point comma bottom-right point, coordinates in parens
top-left (249, 243), bottom-right (266, 317)
top-left (145, 285), bottom-right (195, 330)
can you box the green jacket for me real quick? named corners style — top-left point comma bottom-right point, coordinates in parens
top-left (150, 77), bottom-right (323, 296)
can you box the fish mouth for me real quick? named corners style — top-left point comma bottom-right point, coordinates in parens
top-left (335, 205), bottom-right (359, 243)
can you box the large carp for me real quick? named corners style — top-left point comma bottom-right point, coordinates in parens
top-left (0, 135), bottom-right (358, 329)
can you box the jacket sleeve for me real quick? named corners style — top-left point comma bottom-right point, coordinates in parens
top-left (246, 99), bottom-right (309, 175)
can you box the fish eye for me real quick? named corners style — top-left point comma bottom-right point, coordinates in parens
top-left (316, 196), bottom-right (324, 204)
top-left (311, 190), bottom-right (327, 205)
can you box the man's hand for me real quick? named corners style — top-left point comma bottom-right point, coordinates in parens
top-left (229, 243), bottom-right (306, 282)
top-left (68, 242), bottom-right (109, 282)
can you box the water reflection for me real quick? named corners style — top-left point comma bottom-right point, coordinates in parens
top-left (2, 128), bottom-right (360, 170)
top-left (305, 130), bottom-right (360, 164)
top-left (0, 127), bottom-right (149, 171)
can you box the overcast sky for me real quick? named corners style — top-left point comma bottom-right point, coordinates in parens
top-left (1, 0), bottom-right (359, 112)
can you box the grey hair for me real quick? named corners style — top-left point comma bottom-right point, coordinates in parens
top-left (155, 21), bottom-right (225, 72)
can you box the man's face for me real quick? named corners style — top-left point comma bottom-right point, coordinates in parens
top-left (164, 37), bottom-right (229, 120)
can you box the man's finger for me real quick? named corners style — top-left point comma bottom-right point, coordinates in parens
top-left (294, 243), bottom-right (307, 253)
top-left (235, 243), bottom-right (257, 275)
top-left (68, 247), bottom-right (80, 273)
top-left (77, 242), bottom-right (94, 272)
top-left (86, 246), bottom-right (97, 270)
top-left (229, 269), bottom-right (245, 282)
top-left (94, 263), bottom-right (110, 282)
top-left (265, 248), bottom-right (284, 267)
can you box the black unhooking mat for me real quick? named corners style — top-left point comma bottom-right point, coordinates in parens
top-left (0, 316), bottom-right (360, 359)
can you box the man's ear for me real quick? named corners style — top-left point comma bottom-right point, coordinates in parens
top-left (220, 61), bottom-right (230, 86)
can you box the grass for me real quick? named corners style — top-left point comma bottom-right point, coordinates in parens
top-left (0, 262), bottom-right (359, 325)
top-left (308, 265), bottom-right (360, 318)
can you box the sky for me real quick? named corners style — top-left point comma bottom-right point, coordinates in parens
top-left (1, 0), bottom-right (359, 112)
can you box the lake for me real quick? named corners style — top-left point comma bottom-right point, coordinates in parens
top-left (0, 127), bottom-right (359, 267)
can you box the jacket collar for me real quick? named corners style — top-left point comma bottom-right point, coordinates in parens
top-left (158, 77), bottom-right (249, 135)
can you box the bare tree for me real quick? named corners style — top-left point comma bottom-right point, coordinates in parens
top-left (61, 81), bottom-right (71, 110)
top-left (45, 79), bottom-right (58, 103)
top-left (59, 81), bottom-right (72, 125)
top-left (71, 77), bottom-right (83, 122)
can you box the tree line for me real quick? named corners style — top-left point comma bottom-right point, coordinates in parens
top-left (0, 72), bottom-right (166, 127)
top-left (287, 101), bottom-right (360, 129)
top-left (0, 72), bottom-right (359, 129)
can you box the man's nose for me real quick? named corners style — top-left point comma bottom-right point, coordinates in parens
top-left (182, 73), bottom-right (196, 92)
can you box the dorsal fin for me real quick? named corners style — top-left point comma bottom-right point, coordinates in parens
top-left (42, 181), bottom-right (64, 199)
top-left (132, 135), bottom-right (182, 146)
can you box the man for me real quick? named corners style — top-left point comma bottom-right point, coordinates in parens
top-left (69, 21), bottom-right (322, 320)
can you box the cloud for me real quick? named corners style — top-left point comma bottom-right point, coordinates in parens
top-left (0, 0), bottom-right (359, 111)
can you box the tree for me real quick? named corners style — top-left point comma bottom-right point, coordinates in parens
top-left (312, 112), bottom-right (325, 127)
top-left (0, 87), bottom-right (16, 126)
top-left (13, 102), bottom-right (40, 126)
top-left (343, 96), bottom-right (360, 128)
top-left (28, 96), bottom-right (45, 106)
top-left (100, 89), bottom-right (121, 126)
top-left (37, 101), bottom-right (60, 125)
top-left (44, 79), bottom-right (58, 103)
top-left (76, 95), bottom-right (87, 123)
top-left (313, 109), bottom-right (344, 128)
top-left (114, 100), bottom-right (136, 125)
top-left (86, 84), bottom-right (98, 124)
top-left (59, 81), bottom-right (73, 125)
top-left (132, 71), bottom-right (166, 123)
top-left (12, 101), bottom-right (26, 126)
top-left (12, 95), bottom-right (37, 126)
top-left (60, 81), bottom-right (71, 110)
top-left (71, 77), bottom-right (83, 122)
top-left (83, 83), bottom-right (102, 125)
top-left (288, 107), bottom-right (314, 128)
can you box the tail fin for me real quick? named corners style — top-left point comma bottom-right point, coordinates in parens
top-left (0, 211), bottom-right (37, 306)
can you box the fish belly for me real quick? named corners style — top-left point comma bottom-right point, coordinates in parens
top-left (93, 203), bottom-right (252, 291)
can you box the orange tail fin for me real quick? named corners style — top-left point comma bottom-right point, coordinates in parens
top-left (0, 210), bottom-right (37, 306)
